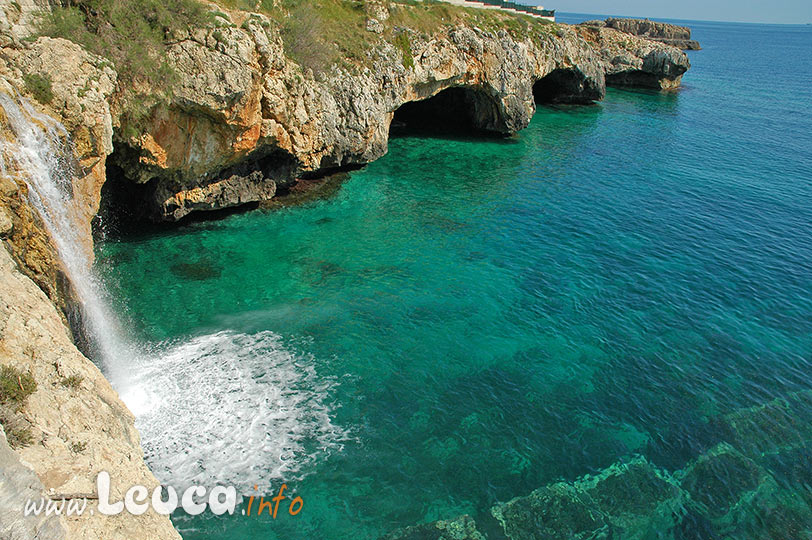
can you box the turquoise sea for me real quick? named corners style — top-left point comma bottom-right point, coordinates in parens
top-left (97, 16), bottom-right (812, 540)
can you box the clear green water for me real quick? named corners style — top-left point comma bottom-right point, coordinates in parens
top-left (97, 19), bottom-right (812, 540)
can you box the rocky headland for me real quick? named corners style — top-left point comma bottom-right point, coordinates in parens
top-left (0, 1), bottom-right (692, 538)
top-left (581, 17), bottom-right (702, 50)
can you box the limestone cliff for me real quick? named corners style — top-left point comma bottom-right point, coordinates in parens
top-left (0, 244), bottom-right (180, 540)
top-left (581, 17), bottom-right (702, 50)
top-left (575, 25), bottom-right (691, 90)
top-left (0, 1), bottom-right (691, 239)
top-left (0, 3), bottom-right (692, 540)
top-left (107, 7), bottom-right (689, 223)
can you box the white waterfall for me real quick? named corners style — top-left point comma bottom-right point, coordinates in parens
top-left (0, 93), bottom-right (130, 382)
top-left (0, 93), bottom-right (347, 491)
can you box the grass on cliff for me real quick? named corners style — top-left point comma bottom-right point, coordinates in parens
top-left (39, 0), bottom-right (213, 131)
top-left (38, 0), bottom-right (557, 124)
top-left (22, 72), bottom-right (54, 105)
top-left (0, 365), bottom-right (37, 405)
top-left (0, 365), bottom-right (37, 449)
top-left (218, 0), bottom-right (556, 74)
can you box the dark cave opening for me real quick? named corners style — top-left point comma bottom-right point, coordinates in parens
top-left (533, 69), bottom-right (599, 105)
top-left (390, 86), bottom-right (506, 137)
top-left (94, 144), bottom-right (300, 241)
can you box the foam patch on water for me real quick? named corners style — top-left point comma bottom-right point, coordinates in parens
top-left (119, 331), bottom-right (346, 491)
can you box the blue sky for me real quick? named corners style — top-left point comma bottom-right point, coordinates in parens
top-left (554, 1), bottom-right (812, 24)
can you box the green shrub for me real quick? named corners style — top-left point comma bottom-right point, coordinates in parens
top-left (393, 31), bottom-right (413, 69)
top-left (39, 0), bottom-right (213, 132)
top-left (6, 425), bottom-right (33, 448)
top-left (280, 3), bottom-right (335, 74)
top-left (0, 365), bottom-right (37, 405)
top-left (23, 73), bottom-right (54, 105)
top-left (61, 374), bottom-right (84, 389)
top-left (70, 441), bottom-right (88, 453)
top-left (0, 409), bottom-right (34, 449)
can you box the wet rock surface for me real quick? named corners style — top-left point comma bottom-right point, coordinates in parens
top-left (381, 515), bottom-right (487, 540)
top-left (386, 388), bottom-right (812, 540)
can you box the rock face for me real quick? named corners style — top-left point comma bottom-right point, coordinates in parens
top-left (0, 244), bottom-right (180, 540)
top-left (575, 25), bottom-right (691, 90)
top-left (98, 9), bottom-right (688, 224)
top-left (110, 17), bottom-right (608, 222)
top-left (0, 0), bottom-right (53, 48)
top-left (582, 18), bottom-right (701, 50)
top-left (0, 2), bottom-right (691, 235)
top-left (0, 426), bottom-right (67, 540)
top-left (0, 36), bottom-right (116, 311)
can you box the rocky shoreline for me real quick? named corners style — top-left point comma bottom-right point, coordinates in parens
top-left (0, 1), bottom-right (692, 538)
top-left (581, 18), bottom-right (702, 50)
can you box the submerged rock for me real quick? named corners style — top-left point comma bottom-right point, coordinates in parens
top-left (492, 457), bottom-right (683, 540)
top-left (678, 443), bottom-right (768, 521)
top-left (492, 481), bottom-right (610, 540)
top-left (677, 443), bottom-right (812, 538)
top-left (714, 392), bottom-right (812, 457)
top-left (380, 515), bottom-right (486, 540)
top-left (580, 458), bottom-right (684, 539)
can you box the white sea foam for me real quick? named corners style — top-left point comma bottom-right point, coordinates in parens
top-left (0, 94), bottom-right (346, 492)
top-left (120, 331), bottom-right (347, 491)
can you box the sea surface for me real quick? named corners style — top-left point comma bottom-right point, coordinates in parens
top-left (97, 16), bottom-right (812, 539)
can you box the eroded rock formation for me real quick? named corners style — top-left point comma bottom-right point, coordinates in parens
top-left (0, 4), bottom-right (693, 540)
top-left (98, 9), bottom-right (687, 225)
top-left (582, 17), bottom-right (702, 50)
top-left (0, 245), bottom-right (181, 540)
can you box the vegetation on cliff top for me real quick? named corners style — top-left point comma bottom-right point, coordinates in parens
top-left (37, 0), bottom-right (556, 130)
top-left (41, 0), bottom-right (555, 78)
top-left (221, 0), bottom-right (555, 73)
top-left (38, 0), bottom-right (212, 133)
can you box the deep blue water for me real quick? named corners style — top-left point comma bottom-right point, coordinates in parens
top-left (98, 18), bottom-right (812, 540)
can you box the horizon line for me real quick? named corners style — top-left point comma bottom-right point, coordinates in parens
top-left (556, 10), bottom-right (812, 26)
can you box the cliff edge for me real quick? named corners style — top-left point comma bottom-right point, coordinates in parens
top-left (0, 2), bottom-right (692, 539)
top-left (581, 17), bottom-right (702, 50)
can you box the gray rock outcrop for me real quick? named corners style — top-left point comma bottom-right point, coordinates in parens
top-left (576, 25), bottom-right (691, 90)
top-left (0, 426), bottom-right (67, 540)
top-left (582, 18), bottom-right (701, 50)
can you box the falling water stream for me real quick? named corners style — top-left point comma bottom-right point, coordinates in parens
top-left (0, 94), bottom-right (131, 381)
top-left (0, 93), bottom-right (345, 493)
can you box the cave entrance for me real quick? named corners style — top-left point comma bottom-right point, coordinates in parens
top-left (533, 69), bottom-right (597, 105)
top-left (390, 86), bottom-right (505, 137)
top-left (94, 143), bottom-right (299, 241)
